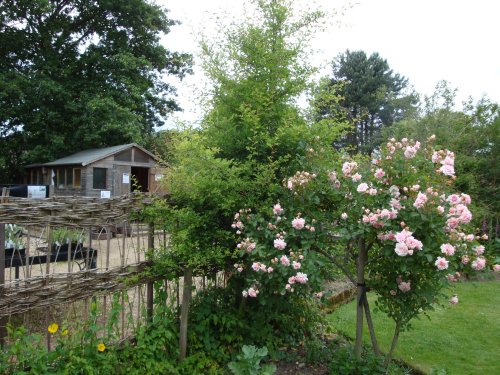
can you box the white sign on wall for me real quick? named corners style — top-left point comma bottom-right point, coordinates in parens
top-left (28, 185), bottom-right (47, 199)
top-left (155, 174), bottom-right (163, 182)
top-left (100, 190), bottom-right (111, 199)
top-left (122, 173), bottom-right (130, 184)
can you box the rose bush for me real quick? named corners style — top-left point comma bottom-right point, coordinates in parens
top-left (233, 136), bottom-right (490, 362)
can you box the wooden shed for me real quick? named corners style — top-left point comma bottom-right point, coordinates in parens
top-left (25, 144), bottom-right (164, 197)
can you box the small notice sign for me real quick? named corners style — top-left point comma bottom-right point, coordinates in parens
top-left (155, 174), bottom-right (163, 182)
top-left (122, 173), bottom-right (130, 184)
top-left (100, 190), bottom-right (111, 199)
top-left (28, 185), bottom-right (47, 199)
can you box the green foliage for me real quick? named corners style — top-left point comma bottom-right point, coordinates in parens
top-left (329, 345), bottom-right (386, 375)
top-left (51, 228), bottom-right (84, 246)
top-left (0, 0), bottom-right (192, 182)
top-left (228, 345), bottom-right (277, 375)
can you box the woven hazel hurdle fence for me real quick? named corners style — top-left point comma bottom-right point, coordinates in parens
top-left (0, 191), bottom-right (213, 355)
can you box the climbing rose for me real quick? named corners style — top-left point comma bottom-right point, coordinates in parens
top-left (472, 257), bottom-right (486, 270)
top-left (435, 257), bottom-right (449, 270)
top-left (440, 243), bottom-right (455, 256)
top-left (292, 217), bottom-right (305, 230)
top-left (398, 281), bottom-right (411, 293)
top-left (295, 272), bottom-right (308, 284)
top-left (273, 203), bottom-right (283, 215)
top-left (280, 255), bottom-right (290, 266)
top-left (357, 183), bottom-right (369, 193)
top-left (274, 239), bottom-right (286, 250)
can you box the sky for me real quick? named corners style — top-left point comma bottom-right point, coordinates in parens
top-left (158, 0), bottom-right (500, 127)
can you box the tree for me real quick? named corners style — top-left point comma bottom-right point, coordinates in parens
top-left (201, 0), bottom-right (342, 208)
top-left (0, 0), bottom-right (192, 182)
top-left (312, 50), bottom-right (417, 153)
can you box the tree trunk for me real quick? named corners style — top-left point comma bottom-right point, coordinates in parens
top-left (384, 319), bottom-right (402, 366)
top-left (354, 238), bottom-right (368, 358)
top-left (179, 267), bottom-right (193, 361)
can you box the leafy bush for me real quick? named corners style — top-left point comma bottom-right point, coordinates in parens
top-left (228, 345), bottom-right (276, 375)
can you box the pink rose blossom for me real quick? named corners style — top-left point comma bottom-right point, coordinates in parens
top-left (374, 168), bottom-right (385, 179)
top-left (280, 255), bottom-right (290, 266)
top-left (435, 256), bottom-right (449, 270)
top-left (440, 243), bottom-right (456, 256)
top-left (252, 262), bottom-right (261, 272)
top-left (274, 238), bottom-right (286, 250)
top-left (292, 217), bottom-right (305, 230)
top-left (357, 183), bottom-right (369, 193)
top-left (398, 281), bottom-right (411, 293)
top-left (440, 164), bottom-right (455, 176)
top-left (390, 290), bottom-right (397, 296)
top-left (461, 255), bottom-right (470, 265)
top-left (292, 261), bottom-right (301, 270)
top-left (450, 295), bottom-right (458, 305)
top-left (242, 290), bottom-right (248, 298)
top-left (351, 173), bottom-right (362, 182)
top-left (273, 203), bottom-right (283, 215)
top-left (437, 206), bottom-right (445, 214)
top-left (368, 188), bottom-right (377, 196)
top-left (341, 213), bottom-right (348, 220)
top-left (472, 257), bottom-right (486, 270)
top-left (267, 267), bottom-right (274, 273)
top-left (248, 288), bottom-right (258, 298)
top-left (295, 272), bottom-right (308, 284)
top-left (395, 242), bottom-right (410, 256)
top-left (492, 264), bottom-right (500, 272)
top-left (288, 276), bottom-right (296, 284)
top-left (474, 245), bottom-right (485, 256)
top-left (413, 192), bottom-right (428, 208)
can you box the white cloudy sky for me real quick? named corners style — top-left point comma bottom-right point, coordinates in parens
top-left (158, 0), bottom-right (500, 126)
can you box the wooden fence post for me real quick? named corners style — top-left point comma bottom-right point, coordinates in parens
top-left (0, 222), bottom-right (6, 347)
top-left (179, 267), bottom-right (193, 361)
top-left (147, 223), bottom-right (154, 323)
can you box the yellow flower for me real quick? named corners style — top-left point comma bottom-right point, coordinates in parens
top-left (97, 343), bottom-right (106, 352)
top-left (61, 329), bottom-right (69, 336)
top-left (48, 323), bottom-right (59, 334)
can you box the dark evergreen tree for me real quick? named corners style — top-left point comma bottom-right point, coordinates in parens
top-left (313, 50), bottom-right (417, 153)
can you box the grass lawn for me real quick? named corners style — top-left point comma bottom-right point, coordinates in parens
top-left (327, 279), bottom-right (500, 374)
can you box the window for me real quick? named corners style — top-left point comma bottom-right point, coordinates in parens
top-left (74, 168), bottom-right (81, 188)
top-left (93, 168), bottom-right (107, 189)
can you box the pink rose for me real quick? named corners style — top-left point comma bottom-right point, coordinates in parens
top-left (274, 238), bottom-right (286, 250)
top-left (295, 272), bottom-right (308, 284)
top-left (280, 255), bottom-right (290, 266)
top-left (398, 281), bottom-right (411, 293)
top-left (440, 243), bottom-right (455, 256)
top-left (273, 203), bottom-right (283, 215)
top-left (435, 256), bottom-right (449, 270)
top-left (395, 242), bottom-right (409, 256)
top-left (292, 261), bottom-right (301, 270)
top-left (357, 183), bottom-right (369, 193)
top-left (472, 257), bottom-right (486, 270)
top-left (493, 264), bottom-right (500, 272)
top-left (374, 168), bottom-right (385, 179)
top-left (450, 295), bottom-right (458, 305)
top-left (292, 217), bottom-right (305, 230)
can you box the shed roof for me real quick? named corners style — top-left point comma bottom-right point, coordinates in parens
top-left (42, 143), bottom-right (158, 167)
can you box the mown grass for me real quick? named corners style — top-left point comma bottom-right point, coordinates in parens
top-left (327, 279), bottom-right (500, 374)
